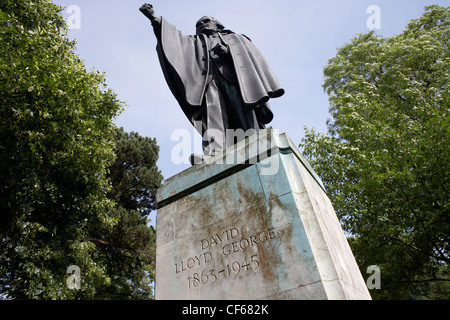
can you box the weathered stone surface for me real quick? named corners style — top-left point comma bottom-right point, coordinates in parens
top-left (155, 128), bottom-right (371, 300)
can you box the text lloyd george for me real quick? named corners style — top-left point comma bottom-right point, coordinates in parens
top-left (175, 227), bottom-right (277, 274)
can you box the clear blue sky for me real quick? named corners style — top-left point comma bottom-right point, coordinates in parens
top-left (53, 0), bottom-right (448, 184)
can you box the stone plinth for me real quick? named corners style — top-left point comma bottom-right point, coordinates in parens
top-left (155, 128), bottom-right (371, 300)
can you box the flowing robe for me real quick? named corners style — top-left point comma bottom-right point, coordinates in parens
top-left (153, 18), bottom-right (284, 131)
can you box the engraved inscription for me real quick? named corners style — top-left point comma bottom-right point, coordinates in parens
top-left (221, 228), bottom-right (276, 256)
top-left (174, 252), bottom-right (212, 274)
top-left (187, 254), bottom-right (260, 289)
top-left (201, 228), bottom-right (239, 251)
top-left (174, 226), bottom-right (277, 289)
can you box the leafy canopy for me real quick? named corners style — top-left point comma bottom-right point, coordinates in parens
top-left (0, 0), bottom-right (125, 299)
top-left (300, 5), bottom-right (449, 299)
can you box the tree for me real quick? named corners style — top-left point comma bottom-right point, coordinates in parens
top-left (0, 0), bottom-right (124, 298)
top-left (91, 128), bottom-right (163, 299)
top-left (300, 5), bottom-right (449, 299)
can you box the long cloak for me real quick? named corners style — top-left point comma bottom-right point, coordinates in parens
top-left (155, 18), bottom-right (285, 127)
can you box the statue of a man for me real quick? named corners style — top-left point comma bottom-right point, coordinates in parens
top-left (140, 3), bottom-right (285, 164)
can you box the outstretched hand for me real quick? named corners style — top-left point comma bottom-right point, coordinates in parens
top-left (139, 3), bottom-right (156, 21)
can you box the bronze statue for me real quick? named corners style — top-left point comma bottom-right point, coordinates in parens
top-left (140, 3), bottom-right (284, 164)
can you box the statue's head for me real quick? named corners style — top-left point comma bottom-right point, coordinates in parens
top-left (196, 16), bottom-right (225, 35)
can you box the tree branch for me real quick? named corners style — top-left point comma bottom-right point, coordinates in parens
top-left (389, 236), bottom-right (450, 264)
top-left (82, 238), bottom-right (137, 254)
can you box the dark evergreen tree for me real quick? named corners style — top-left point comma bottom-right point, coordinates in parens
top-left (92, 128), bottom-right (163, 299)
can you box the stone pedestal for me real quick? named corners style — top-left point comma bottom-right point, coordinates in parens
top-left (155, 128), bottom-right (371, 300)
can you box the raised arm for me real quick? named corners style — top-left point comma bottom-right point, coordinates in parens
top-left (139, 3), bottom-right (162, 30)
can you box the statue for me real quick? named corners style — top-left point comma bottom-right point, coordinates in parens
top-left (139, 3), bottom-right (285, 164)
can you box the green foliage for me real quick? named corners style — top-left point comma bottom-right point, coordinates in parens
top-left (91, 128), bottom-right (163, 299)
top-left (108, 129), bottom-right (163, 217)
top-left (300, 5), bottom-right (449, 299)
top-left (0, 1), bottom-right (164, 300)
top-left (0, 0), bottom-right (125, 299)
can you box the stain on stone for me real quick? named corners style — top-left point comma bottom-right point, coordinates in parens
top-left (156, 130), bottom-right (371, 299)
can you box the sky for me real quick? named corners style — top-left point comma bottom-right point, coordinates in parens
top-left (52, 0), bottom-right (448, 224)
